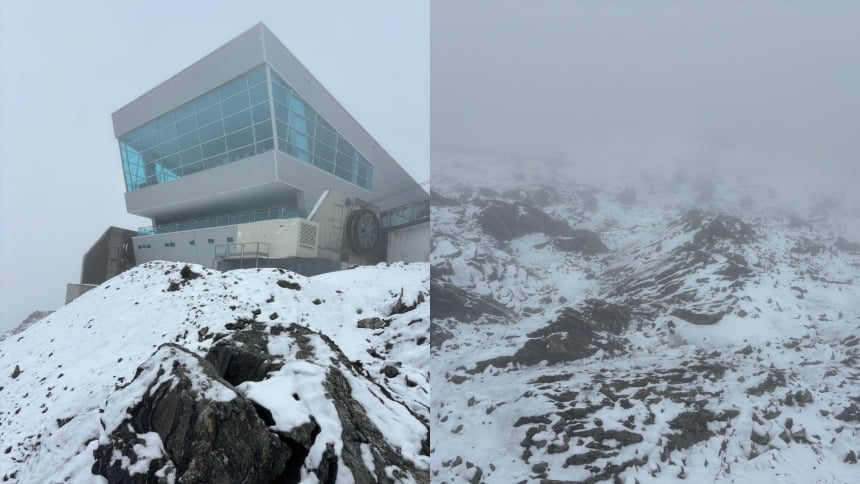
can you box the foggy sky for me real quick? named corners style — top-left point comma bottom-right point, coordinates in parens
top-left (0, 0), bottom-right (428, 332)
top-left (432, 1), bottom-right (860, 193)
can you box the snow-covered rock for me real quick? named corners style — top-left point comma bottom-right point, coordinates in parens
top-left (0, 261), bottom-right (429, 483)
top-left (431, 154), bottom-right (860, 483)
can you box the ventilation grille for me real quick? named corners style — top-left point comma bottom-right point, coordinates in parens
top-left (299, 222), bottom-right (318, 250)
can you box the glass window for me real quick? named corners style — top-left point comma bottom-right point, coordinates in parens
top-left (208, 238), bottom-right (214, 244)
top-left (289, 128), bottom-right (310, 152)
top-left (337, 138), bottom-right (356, 159)
top-left (196, 90), bottom-right (220, 110)
top-left (226, 127), bottom-right (253, 150)
top-left (158, 140), bottom-right (178, 158)
top-left (176, 115), bottom-right (197, 135)
top-left (220, 78), bottom-right (246, 101)
top-left (197, 104), bottom-right (221, 126)
top-left (201, 138), bottom-right (226, 158)
top-left (122, 64), bottom-right (371, 192)
top-left (254, 120), bottom-right (273, 141)
top-left (199, 121), bottom-right (224, 142)
top-left (184, 161), bottom-right (203, 175)
top-left (180, 146), bottom-right (202, 164)
top-left (276, 121), bottom-right (288, 140)
top-left (256, 139), bottom-right (274, 154)
top-left (314, 141), bottom-right (335, 162)
top-left (247, 66), bottom-right (267, 86)
top-left (221, 92), bottom-right (249, 116)
top-left (174, 102), bottom-right (196, 121)
top-left (156, 113), bottom-right (174, 128)
top-left (251, 103), bottom-right (270, 123)
top-left (249, 83), bottom-right (268, 105)
top-left (315, 125), bottom-right (336, 147)
top-left (313, 156), bottom-right (335, 173)
top-left (223, 109), bottom-right (251, 134)
top-left (178, 131), bottom-right (199, 150)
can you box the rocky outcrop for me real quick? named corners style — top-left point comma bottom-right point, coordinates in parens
top-left (93, 344), bottom-right (289, 484)
top-left (477, 200), bottom-right (571, 241)
top-left (93, 323), bottom-right (429, 484)
top-left (552, 229), bottom-right (608, 255)
top-left (430, 279), bottom-right (509, 324)
top-left (472, 300), bottom-right (631, 372)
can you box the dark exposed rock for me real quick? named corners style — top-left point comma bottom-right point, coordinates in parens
top-left (691, 215), bottom-right (755, 246)
top-left (835, 237), bottom-right (860, 255)
top-left (477, 200), bottom-right (572, 241)
top-left (357, 317), bottom-right (388, 330)
top-left (389, 288), bottom-right (425, 315)
top-left (472, 300), bottom-right (631, 371)
top-left (430, 279), bottom-right (509, 323)
top-left (836, 403), bottom-right (860, 422)
top-left (552, 230), bottom-right (608, 255)
top-left (663, 410), bottom-right (715, 460)
top-left (513, 415), bottom-right (552, 427)
top-left (430, 324), bottom-right (454, 349)
top-left (179, 265), bottom-right (201, 281)
top-left (381, 365), bottom-right (400, 378)
top-left (277, 280), bottom-right (301, 290)
top-left (204, 328), bottom-right (279, 386)
top-left (670, 308), bottom-right (723, 326)
top-left (10, 365), bottom-right (20, 379)
top-left (746, 371), bottom-right (787, 396)
top-left (93, 344), bottom-right (289, 484)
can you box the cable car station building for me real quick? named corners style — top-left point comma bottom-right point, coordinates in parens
top-left (113, 23), bottom-right (429, 274)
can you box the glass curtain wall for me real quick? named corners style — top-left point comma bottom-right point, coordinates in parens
top-left (119, 65), bottom-right (274, 191)
top-left (270, 71), bottom-right (373, 190)
top-left (119, 64), bottom-right (373, 192)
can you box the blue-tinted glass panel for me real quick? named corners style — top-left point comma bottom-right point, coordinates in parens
top-left (251, 103), bottom-right (270, 123)
top-left (249, 84), bottom-right (268, 105)
top-left (197, 104), bottom-right (221, 126)
top-left (223, 110), bottom-right (251, 134)
top-left (269, 69), bottom-right (372, 190)
top-left (220, 78), bottom-right (246, 100)
top-left (254, 120), bottom-right (273, 141)
top-left (119, 64), bottom-right (372, 192)
top-left (176, 115), bottom-right (197, 135)
top-left (221, 92), bottom-right (249, 116)
top-left (178, 131), bottom-right (199, 150)
top-left (247, 65), bottom-right (266, 86)
top-left (226, 128), bottom-right (253, 150)
top-left (201, 138), bottom-right (225, 158)
top-left (199, 121), bottom-right (223, 142)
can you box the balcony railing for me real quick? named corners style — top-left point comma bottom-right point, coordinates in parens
top-left (139, 206), bottom-right (300, 235)
top-left (381, 198), bottom-right (430, 229)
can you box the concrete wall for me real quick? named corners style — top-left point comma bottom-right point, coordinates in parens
top-left (236, 219), bottom-right (318, 258)
top-left (133, 225), bottom-right (239, 268)
top-left (80, 227), bottom-right (137, 285)
top-left (386, 222), bottom-right (430, 263)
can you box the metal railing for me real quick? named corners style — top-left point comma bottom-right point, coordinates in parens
top-left (214, 242), bottom-right (271, 260)
top-left (139, 206), bottom-right (300, 235)
top-left (380, 198), bottom-right (430, 229)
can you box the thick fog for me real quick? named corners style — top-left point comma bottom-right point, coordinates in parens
top-left (432, 1), bottom-right (860, 199)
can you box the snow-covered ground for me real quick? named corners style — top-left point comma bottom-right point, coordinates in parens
top-left (0, 261), bottom-right (429, 483)
top-left (430, 154), bottom-right (860, 483)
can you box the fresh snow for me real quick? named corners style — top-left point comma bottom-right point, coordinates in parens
top-left (0, 260), bottom-right (428, 483)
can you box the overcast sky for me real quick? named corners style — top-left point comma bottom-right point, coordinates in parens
top-left (432, 0), bottom-right (860, 195)
top-left (0, 0), bottom-right (428, 332)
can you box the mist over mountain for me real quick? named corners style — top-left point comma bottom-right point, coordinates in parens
top-left (430, 154), bottom-right (860, 482)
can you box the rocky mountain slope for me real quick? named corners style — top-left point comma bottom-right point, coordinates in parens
top-left (430, 154), bottom-right (860, 483)
top-left (0, 261), bottom-right (429, 483)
